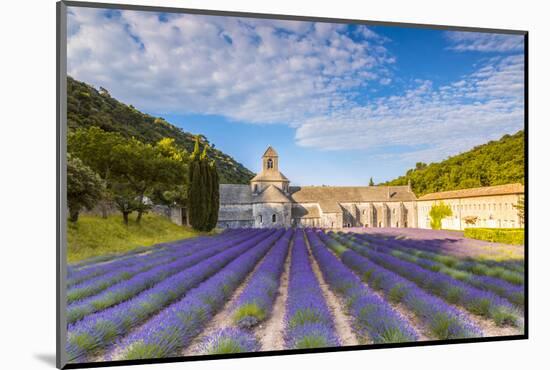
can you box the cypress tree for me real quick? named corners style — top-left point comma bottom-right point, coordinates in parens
top-left (187, 137), bottom-right (219, 232)
top-left (207, 160), bottom-right (220, 230)
top-left (188, 136), bottom-right (205, 230)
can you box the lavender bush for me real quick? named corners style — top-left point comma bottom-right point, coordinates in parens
top-left (231, 229), bottom-right (293, 328)
top-left (306, 229), bottom-right (418, 343)
top-left (198, 328), bottom-right (260, 355)
top-left (284, 230), bottom-right (339, 349)
top-left (352, 233), bottom-right (524, 286)
top-left (66, 229), bottom-right (274, 362)
top-left (67, 230), bottom-right (264, 324)
top-left (330, 233), bottom-right (521, 327)
top-left (348, 233), bottom-right (524, 308)
top-left (316, 232), bottom-right (482, 339)
top-left (116, 229), bottom-right (285, 360)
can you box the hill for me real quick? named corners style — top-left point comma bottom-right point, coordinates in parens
top-left (67, 76), bottom-right (254, 184)
top-left (382, 130), bottom-right (525, 196)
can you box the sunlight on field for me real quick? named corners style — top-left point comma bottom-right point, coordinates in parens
top-left (67, 214), bottom-right (211, 263)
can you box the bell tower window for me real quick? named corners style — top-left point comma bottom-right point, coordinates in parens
top-left (267, 158), bottom-right (273, 169)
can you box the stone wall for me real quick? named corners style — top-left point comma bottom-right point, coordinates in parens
top-left (252, 202), bottom-right (292, 228)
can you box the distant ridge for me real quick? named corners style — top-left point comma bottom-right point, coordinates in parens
top-left (67, 76), bottom-right (255, 184)
top-left (382, 130), bottom-right (525, 197)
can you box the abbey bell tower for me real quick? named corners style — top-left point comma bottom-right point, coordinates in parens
top-left (250, 146), bottom-right (290, 194)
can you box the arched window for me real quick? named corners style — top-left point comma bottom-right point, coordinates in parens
top-left (267, 158), bottom-right (273, 169)
top-left (259, 215), bottom-right (263, 224)
top-left (272, 214), bottom-right (276, 223)
top-left (254, 184), bottom-right (258, 193)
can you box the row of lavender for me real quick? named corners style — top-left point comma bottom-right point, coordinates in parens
top-left (194, 229), bottom-right (294, 355)
top-left (352, 233), bottom-right (524, 286)
top-left (356, 232), bottom-right (523, 275)
top-left (66, 229), bottom-right (276, 361)
top-left (114, 229), bottom-right (285, 359)
top-left (305, 230), bottom-right (419, 343)
top-left (67, 230), bottom-right (264, 324)
top-left (316, 232), bottom-right (482, 339)
top-left (346, 233), bottom-right (524, 309)
top-left (67, 229), bottom-right (245, 288)
top-left (331, 233), bottom-right (521, 327)
top-left (67, 230), bottom-right (250, 304)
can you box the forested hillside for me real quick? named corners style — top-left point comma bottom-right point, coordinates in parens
top-left (383, 130), bottom-right (525, 196)
top-left (67, 76), bottom-right (254, 184)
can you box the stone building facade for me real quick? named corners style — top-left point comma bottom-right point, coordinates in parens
top-left (218, 146), bottom-right (418, 229)
top-left (217, 146), bottom-right (524, 230)
top-left (416, 184), bottom-right (524, 230)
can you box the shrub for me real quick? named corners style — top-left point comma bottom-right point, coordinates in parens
top-left (464, 228), bottom-right (524, 245)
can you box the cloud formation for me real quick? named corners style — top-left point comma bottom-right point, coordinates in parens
top-left (67, 8), bottom-right (524, 165)
top-left (68, 8), bottom-right (393, 125)
top-left (445, 31), bottom-right (524, 52)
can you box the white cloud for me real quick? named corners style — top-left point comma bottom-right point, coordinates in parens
top-left (67, 8), bottom-right (524, 165)
top-left (67, 7), bottom-right (393, 125)
top-left (445, 31), bottom-right (524, 52)
top-left (295, 54), bottom-right (524, 163)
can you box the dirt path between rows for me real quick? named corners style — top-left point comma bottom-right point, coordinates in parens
top-left (305, 237), bottom-right (360, 346)
top-left (181, 248), bottom-right (272, 356)
top-left (256, 240), bottom-right (292, 351)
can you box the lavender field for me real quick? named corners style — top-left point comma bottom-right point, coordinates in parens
top-left (65, 227), bottom-right (525, 364)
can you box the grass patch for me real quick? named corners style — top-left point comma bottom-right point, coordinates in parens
top-left (464, 228), bottom-right (524, 245)
top-left (68, 213), bottom-right (211, 263)
top-left (233, 303), bottom-right (266, 327)
top-left (295, 335), bottom-right (328, 349)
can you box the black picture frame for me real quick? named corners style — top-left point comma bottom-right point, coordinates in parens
top-left (56, 1), bottom-right (528, 368)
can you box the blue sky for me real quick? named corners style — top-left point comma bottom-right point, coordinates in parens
top-left (67, 7), bottom-right (525, 185)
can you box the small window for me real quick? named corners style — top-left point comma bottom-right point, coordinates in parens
top-left (259, 215), bottom-right (263, 223)
top-left (267, 158), bottom-right (273, 169)
top-left (272, 214), bottom-right (276, 223)
top-left (254, 184), bottom-right (258, 193)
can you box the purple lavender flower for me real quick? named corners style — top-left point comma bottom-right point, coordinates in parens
top-left (330, 232), bottom-right (521, 327)
top-left (306, 229), bottom-right (418, 344)
top-left (199, 328), bottom-right (260, 355)
top-left (231, 229), bottom-right (293, 328)
top-left (114, 229), bottom-right (285, 360)
top-left (284, 230), bottom-right (340, 349)
top-left (66, 229), bottom-right (276, 362)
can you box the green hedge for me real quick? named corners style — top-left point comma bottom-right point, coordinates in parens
top-left (464, 228), bottom-right (524, 245)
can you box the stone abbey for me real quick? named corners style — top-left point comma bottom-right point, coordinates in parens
top-left (217, 147), bottom-right (524, 230)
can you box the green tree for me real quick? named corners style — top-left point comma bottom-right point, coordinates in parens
top-left (67, 154), bottom-right (104, 222)
top-left (68, 126), bottom-right (189, 224)
top-left (206, 160), bottom-right (220, 230)
top-left (68, 126), bottom-right (126, 218)
top-left (513, 196), bottom-right (525, 225)
top-left (369, 177), bottom-right (375, 186)
top-left (429, 201), bottom-right (453, 230)
top-left (187, 137), bottom-right (218, 231)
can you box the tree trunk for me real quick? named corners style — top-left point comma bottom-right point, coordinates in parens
top-left (122, 212), bottom-right (129, 225)
top-left (100, 201), bottom-right (108, 219)
top-left (136, 211), bottom-right (143, 224)
top-left (69, 209), bottom-right (79, 223)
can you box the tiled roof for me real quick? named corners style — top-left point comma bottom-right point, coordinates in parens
top-left (289, 185), bottom-right (416, 203)
top-left (291, 204), bottom-right (321, 219)
top-left (419, 183), bottom-right (525, 201)
top-left (219, 184), bottom-right (252, 204)
top-left (250, 170), bottom-right (289, 182)
top-left (253, 185), bottom-right (291, 203)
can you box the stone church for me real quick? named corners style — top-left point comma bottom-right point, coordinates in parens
top-left (217, 146), bottom-right (418, 229)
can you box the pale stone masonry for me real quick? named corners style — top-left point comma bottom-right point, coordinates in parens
top-left (217, 146), bottom-right (524, 230)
